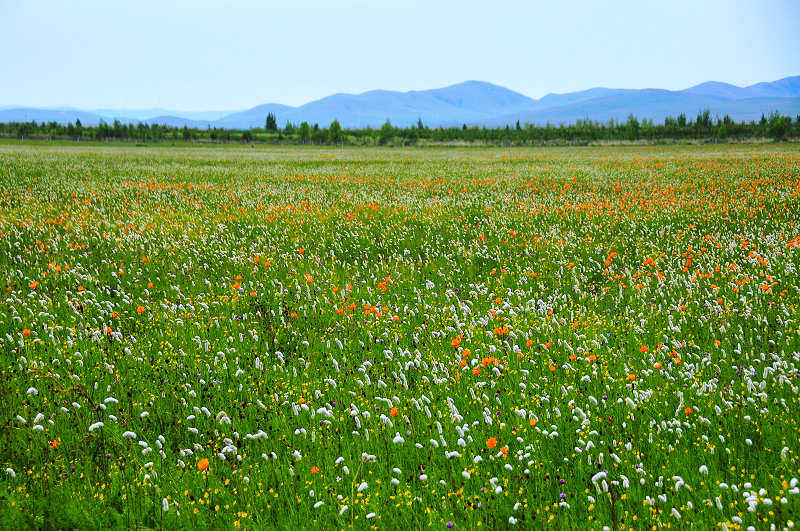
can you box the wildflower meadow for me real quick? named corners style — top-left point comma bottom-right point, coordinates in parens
top-left (1, 142), bottom-right (799, 529)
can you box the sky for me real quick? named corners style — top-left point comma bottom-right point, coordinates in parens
top-left (2, 0), bottom-right (799, 111)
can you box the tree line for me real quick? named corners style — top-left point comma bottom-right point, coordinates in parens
top-left (1, 110), bottom-right (798, 146)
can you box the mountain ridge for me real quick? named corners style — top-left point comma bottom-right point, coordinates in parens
top-left (2, 76), bottom-right (798, 129)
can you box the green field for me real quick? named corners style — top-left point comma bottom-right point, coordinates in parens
top-left (1, 143), bottom-right (799, 529)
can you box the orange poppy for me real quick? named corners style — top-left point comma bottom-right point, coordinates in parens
top-left (390, 407), bottom-right (399, 417)
top-left (22, 328), bottom-right (31, 336)
top-left (486, 437), bottom-right (498, 449)
top-left (198, 458), bottom-right (209, 471)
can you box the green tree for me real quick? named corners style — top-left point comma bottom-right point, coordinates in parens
top-left (328, 119), bottom-right (342, 144)
top-left (625, 113), bottom-right (640, 140)
top-left (265, 113), bottom-right (278, 131)
top-left (379, 119), bottom-right (393, 145)
top-left (767, 110), bottom-right (791, 140)
top-left (298, 122), bottom-right (311, 144)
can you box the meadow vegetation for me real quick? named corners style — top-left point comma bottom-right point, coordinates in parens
top-left (1, 143), bottom-right (799, 529)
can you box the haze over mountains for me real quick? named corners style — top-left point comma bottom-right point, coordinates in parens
top-left (2, 76), bottom-right (799, 129)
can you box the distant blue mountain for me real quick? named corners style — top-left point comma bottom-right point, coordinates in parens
top-left (2, 76), bottom-right (798, 129)
top-left (213, 103), bottom-right (294, 129)
top-left (91, 108), bottom-right (236, 121)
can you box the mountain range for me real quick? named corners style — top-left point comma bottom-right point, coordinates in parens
top-left (2, 76), bottom-right (799, 129)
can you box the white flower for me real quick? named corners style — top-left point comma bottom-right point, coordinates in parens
top-left (699, 465), bottom-right (708, 474)
top-left (89, 421), bottom-right (104, 431)
top-left (392, 432), bottom-right (405, 444)
top-left (357, 481), bottom-right (368, 492)
top-left (26, 387), bottom-right (38, 395)
top-left (5, 468), bottom-right (15, 478)
top-left (509, 516), bottom-right (517, 525)
top-left (162, 498), bottom-right (169, 512)
top-left (366, 513), bottom-right (376, 519)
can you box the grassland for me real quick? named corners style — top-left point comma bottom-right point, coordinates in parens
top-left (1, 143), bottom-right (799, 529)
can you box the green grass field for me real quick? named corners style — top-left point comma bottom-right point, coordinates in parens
top-left (1, 143), bottom-right (799, 529)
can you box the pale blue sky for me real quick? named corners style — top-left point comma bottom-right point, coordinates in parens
top-left (2, 0), bottom-right (798, 110)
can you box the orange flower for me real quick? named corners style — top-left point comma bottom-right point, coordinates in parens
top-left (390, 407), bottom-right (399, 417)
top-left (451, 334), bottom-right (462, 348)
top-left (462, 348), bottom-right (471, 359)
top-left (529, 418), bottom-right (537, 427)
top-left (290, 311), bottom-right (298, 318)
top-left (526, 339), bottom-right (533, 348)
top-left (22, 328), bottom-right (31, 336)
top-left (639, 345), bottom-right (648, 353)
top-left (49, 440), bottom-right (60, 449)
top-left (684, 406), bottom-right (693, 415)
top-left (626, 374), bottom-right (636, 381)
top-left (136, 305), bottom-right (145, 315)
top-left (311, 465), bottom-right (320, 475)
top-left (198, 458), bottom-right (209, 471)
top-left (544, 341), bottom-right (551, 349)
top-left (486, 437), bottom-right (498, 449)
top-left (29, 280), bottom-right (39, 289)
top-left (653, 361), bottom-right (662, 369)
top-left (500, 445), bottom-right (509, 456)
